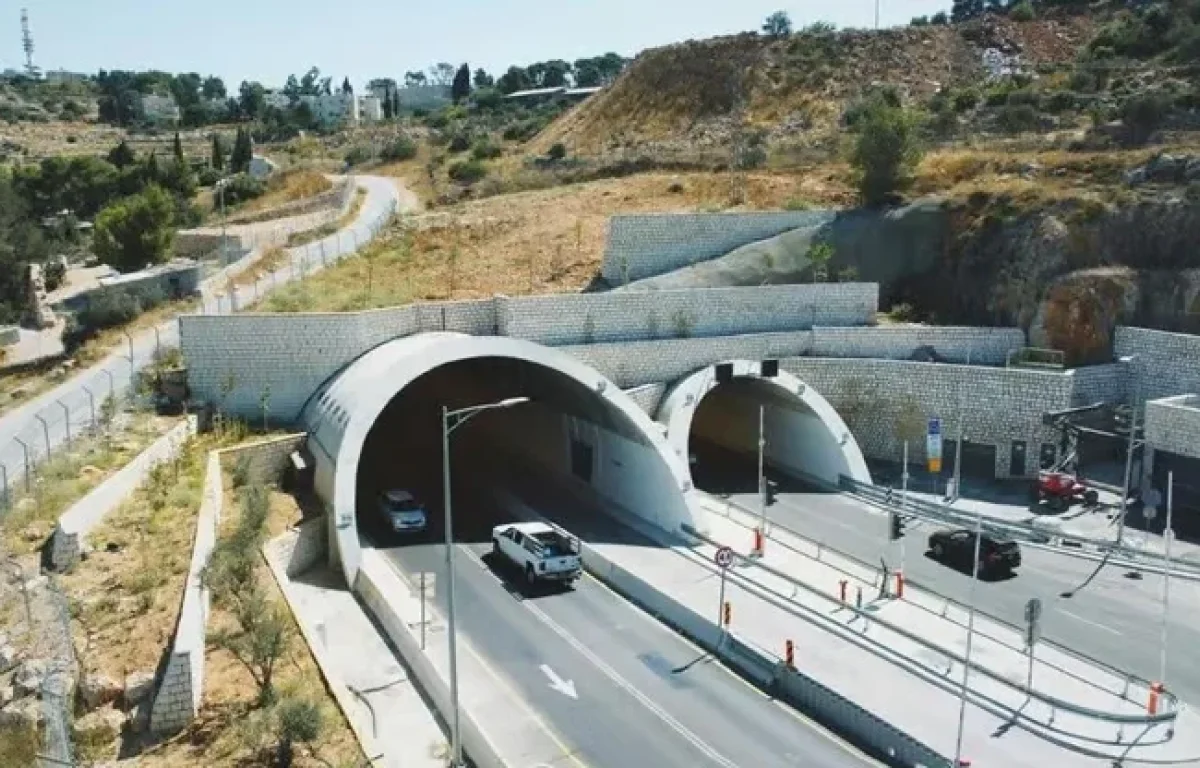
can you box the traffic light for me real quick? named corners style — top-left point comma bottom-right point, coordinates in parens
top-left (890, 511), bottom-right (905, 541)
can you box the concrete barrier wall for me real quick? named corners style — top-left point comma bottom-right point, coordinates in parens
top-left (1145, 395), bottom-right (1200, 460)
top-left (624, 383), bottom-right (668, 416)
top-left (354, 551), bottom-right (503, 768)
top-left (51, 417), bottom-right (197, 571)
top-left (603, 211), bottom-right (835, 283)
top-left (811, 326), bottom-right (1025, 365)
top-left (1069, 362), bottom-right (1130, 407)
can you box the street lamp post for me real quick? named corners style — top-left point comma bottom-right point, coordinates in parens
top-left (441, 396), bottom-right (530, 768)
top-left (1159, 471), bottom-right (1175, 686)
top-left (757, 404), bottom-right (767, 538)
top-left (954, 511), bottom-right (985, 766)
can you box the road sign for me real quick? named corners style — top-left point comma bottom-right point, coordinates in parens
top-left (1024, 597), bottom-right (1042, 647)
top-left (927, 417), bottom-right (943, 473)
top-left (715, 546), bottom-right (734, 569)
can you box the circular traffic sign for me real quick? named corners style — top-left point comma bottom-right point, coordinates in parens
top-left (714, 546), bottom-right (735, 569)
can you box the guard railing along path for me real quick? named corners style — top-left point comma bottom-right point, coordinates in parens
top-left (0, 175), bottom-right (403, 513)
top-left (837, 474), bottom-right (1200, 580)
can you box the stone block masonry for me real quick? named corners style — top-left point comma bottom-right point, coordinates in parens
top-left (810, 326), bottom-right (1025, 365)
top-left (603, 211), bottom-right (835, 284)
top-left (1145, 395), bottom-right (1200, 461)
top-left (1068, 362), bottom-right (1130, 408)
top-left (783, 358), bottom-right (1075, 477)
top-left (1115, 326), bottom-right (1200, 406)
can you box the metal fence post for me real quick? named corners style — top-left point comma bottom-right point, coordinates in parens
top-left (57, 400), bottom-right (71, 449)
top-left (14, 437), bottom-right (31, 491)
top-left (82, 385), bottom-right (97, 430)
top-left (34, 414), bottom-right (51, 458)
top-left (1, 463), bottom-right (8, 511)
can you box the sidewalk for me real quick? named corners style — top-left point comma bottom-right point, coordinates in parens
top-left (265, 547), bottom-right (445, 768)
top-left (577, 508), bottom-right (1200, 766)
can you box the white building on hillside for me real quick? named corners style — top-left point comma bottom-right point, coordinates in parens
top-left (358, 95), bottom-right (383, 122)
top-left (302, 91), bottom-right (357, 128)
top-left (44, 69), bottom-right (89, 83)
top-left (263, 90), bottom-right (291, 111)
top-left (141, 93), bottom-right (179, 123)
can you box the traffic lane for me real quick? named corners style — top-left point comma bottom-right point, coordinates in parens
top-left (536, 566), bottom-right (881, 768)
top-left (381, 541), bottom-right (728, 768)
top-left (747, 488), bottom-right (1200, 704)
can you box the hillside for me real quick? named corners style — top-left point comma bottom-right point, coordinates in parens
top-left (536, 13), bottom-right (1100, 157)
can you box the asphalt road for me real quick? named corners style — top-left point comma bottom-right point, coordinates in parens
top-left (375, 483), bottom-right (879, 768)
top-left (0, 175), bottom-right (403, 494)
top-left (695, 444), bottom-right (1200, 704)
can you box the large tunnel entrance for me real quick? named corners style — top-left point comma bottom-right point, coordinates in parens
top-left (307, 334), bottom-right (696, 584)
top-left (657, 361), bottom-right (871, 500)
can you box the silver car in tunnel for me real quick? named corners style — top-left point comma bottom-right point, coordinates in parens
top-left (379, 489), bottom-right (428, 533)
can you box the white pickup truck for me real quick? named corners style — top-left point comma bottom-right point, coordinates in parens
top-left (491, 521), bottom-right (582, 586)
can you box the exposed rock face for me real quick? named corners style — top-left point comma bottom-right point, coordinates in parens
top-left (122, 670), bottom-right (154, 711)
top-left (79, 673), bottom-right (122, 712)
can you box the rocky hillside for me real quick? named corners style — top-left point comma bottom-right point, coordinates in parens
top-left (536, 13), bottom-right (1098, 157)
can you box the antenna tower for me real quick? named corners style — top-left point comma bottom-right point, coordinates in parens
top-left (21, 8), bottom-right (37, 77)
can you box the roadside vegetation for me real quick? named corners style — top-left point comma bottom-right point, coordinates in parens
top-left (285, 188), bottom-right (366, 247)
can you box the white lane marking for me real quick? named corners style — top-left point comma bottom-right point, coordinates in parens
top-left (1058, 608), bottom-right (1121, 636)
top-left (540, 664), bottom-right (578, 699)
top-left (461, 547), bottom-right (739, 768)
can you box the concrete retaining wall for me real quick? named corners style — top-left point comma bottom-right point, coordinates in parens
top-left (810, 326), bottom-right (1025, 365)
top-left (354, 551), bottom-right (503, 768)
top-left (270, 515), bottom-right (329, 578)
top-left (51, 418), bottom-right (197, 571)
top-left (603, 211), bottom-right (835, 283)
top-left (1069, 362), bottom-right (1130, 407)
top-left (784, 357), bottom-right (1074, 477)
top-left (1145, 394), bottom-right (1200, 461)
top-left (149, 433), bottom-right (306, 735)
top-left (624, 383), bottom-right (668, 416)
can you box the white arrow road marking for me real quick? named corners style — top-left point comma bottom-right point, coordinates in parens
top-left (540, 664), bottom-right (578, 699)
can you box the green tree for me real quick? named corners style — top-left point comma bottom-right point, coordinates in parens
top-left (238, 80), bottom-right (266, 119)
top-left (762, 11), bottom-right (793, 37)
top-left (1121, 91), bottom-right (1170, 147)
top-left (451, 63), bottom-right (472, 103)
top-left (473, 68), bottom-right (493, 88)
top-left (275, 699), bottom-right (323, 768)
top-left (341, 76), bottom-right (353, 95)
top-left (92, 185), bottom-right (176, 273)
top-left (230, 127), bottom-right (253, 174)
top-left (496, 66), bottom-right (531, 95)
top-left (806, 241), bottom-right (835, 282)
top-left (211, 133), bottom-right (225, 171)
top-left (107, 140), bottom-right (136, 169)
top-left (173, 132), bottom-right (185, 166)
top-left (850, 99), bottom-right (922, 207)
top-left (201, 75), bottom-right (226, 100)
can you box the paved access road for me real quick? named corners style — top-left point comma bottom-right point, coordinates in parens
top-left (720, 479), bottom-right (1200, 705)
top-left (377, 486), bottom-right (879, 768)
top-left (0, 175), bottom-right (405, 496)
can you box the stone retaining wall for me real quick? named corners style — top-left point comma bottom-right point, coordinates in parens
top-left (1115, 326), bottom-right (1200, 406)
top-left (1145, 394), bottom-right (1200, 461)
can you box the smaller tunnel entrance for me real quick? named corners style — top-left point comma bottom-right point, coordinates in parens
top-left (658, 362), bottom-right (870, 500)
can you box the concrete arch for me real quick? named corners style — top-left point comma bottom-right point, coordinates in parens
top-left (300, 332), bottom-right (698, 586)
top-left (657, 359), bottom-right (871, 488)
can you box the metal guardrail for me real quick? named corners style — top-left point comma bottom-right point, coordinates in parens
top-left (683, 523), bottom-right (1179, 728)
top-left (838, 475), bottom-right (1200, 579)
top-left (703, 493), bottom-right (1161, 706)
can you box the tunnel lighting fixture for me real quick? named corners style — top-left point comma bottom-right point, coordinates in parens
top-left (595, 380), bottom-right (607, 393)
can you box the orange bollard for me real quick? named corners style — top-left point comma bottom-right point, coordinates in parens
top-left (752, 527), bottom-right (764, 556)
top-left (839, 579), bottom-right (848, 603)
top-left (784, 639), bottom-right (795, 668)
top-left (895, 571), bottom-right (905, 600)
top-left (1149, 682), bottom-right (1164, 715)
top-left (723, 601), bottom-right (732, 627)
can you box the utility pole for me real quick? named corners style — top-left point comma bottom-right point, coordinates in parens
top-left (900, 441), bottom-right (909, 573)
top-left (1159, 472), bottom-right (1174, 687)
top-left (875, 0), bottom-right (881, 30)
top-left (757, 404), bottom-right (767, 537)
top-left (21, 9), bottom-right (37, 78)
top-left (1116, 357), bottom-right (1141, 547)
top-left (954, 511), bottom-right (985, 766)
top-left (951, 350), bottom-right (972, 503)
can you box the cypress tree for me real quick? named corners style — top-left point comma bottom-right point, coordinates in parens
top-left (211, 133), bottom-right (225, 171)
top-left (173, 132), bottom-right (185, 166)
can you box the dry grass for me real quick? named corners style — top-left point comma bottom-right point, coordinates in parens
top-left (258, 169), bottom-right (842, 311)
top-left (230, 246), bottom-right (290, 289)
top-left (73, 296), bottom-right (200, 368)
top-left (231, 170), bottom-right (333, 217)
top-left (286, 188), bottom-right (367, 248)
top-left (1, 408), bottom-right (179, 554)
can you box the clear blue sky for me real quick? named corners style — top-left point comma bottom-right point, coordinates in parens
top-left (6, 0), bottom-right (947, 90)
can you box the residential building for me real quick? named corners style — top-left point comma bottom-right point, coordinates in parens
top-left (395, 85), bottom-right (451, 111)
top-left (44, 69), bottom-right (89, 83)
top-left (302, 91), bottom-right (357, 128)
top-left (358, 95), bottom-right (383, 122)
top-left (503, 86), bottom-right (603, 105)
top-left (141, 93), bottom-right (180, 123)
top-left (263, 90), bottom-right (292, 111)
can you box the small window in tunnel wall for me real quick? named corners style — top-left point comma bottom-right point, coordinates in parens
top-left (571, 440), bottom-right (594, 484)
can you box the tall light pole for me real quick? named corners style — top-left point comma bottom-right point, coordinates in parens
top-left (757, 404), bottom-right (767, 536)
top-left (951, 350), bottom-right (972, 503)
top-left (1159, 471), bottom-right (1175, 687)
top-left (216, 177), bottom-right (229, 267)
top-left (441, 396), bottom-right (530, 768)
top-left (954, 510), bottom-right (985, 767)
top-left (1116, 357), bottom-right (1141, 547)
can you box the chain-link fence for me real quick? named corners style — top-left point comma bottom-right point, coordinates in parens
top-left (1, 556), bottom-right (77, 767)
top-left (0, 180), bottom-right (400, 515)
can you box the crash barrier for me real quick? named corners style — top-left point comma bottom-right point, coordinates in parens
top-left (490, 488), bottom-right (946, 768)
top-left (838, 475), bottom-right (1200, 579)
top-left (703, 492), bottom-right (1165, 708)
top-left (355, 550), bottom-right (504, 768)
top-left (684, 523), bottom-right (1180, 731)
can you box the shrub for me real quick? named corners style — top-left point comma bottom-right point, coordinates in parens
top-left (381, 135), bottom-right (418, 162)
top-left (218, 173), bottom-right (266, 206)
top-left (447, 133), bottom-right (471, 153)
top-left (850, 101), bottom-right (922, 207)
top-left (448, 159), bottom-right (488, 185)
top-left (1041, 90), bottom-right (1077, 113)
top-left (930, 11), bottom-right (948, 25)
top-left (1069, 70), bottom-right (1098, 93)
top-left (344, 144), bottom-right (375, 166)
top-left (1009, 0), bottom-right (1035, 21)
top-left (197, 166), bottom-right (222, 186)
top-left (471, 139), bottom-right (502, 160)
top-left (93, 185), bottom-right (176, 273)
top-left (997, 103), bottom-right (1040, 134)
top-left (426, 111), bottom-right (450, 129)
top-left (843, 85), bottom-right (902, 128)
top-left (1121, 92), bottom-right (1170, 146)
top-left (62, 285), bottom-right (165, 352)
top-left (953, 89), bottom-right (980, 112)
top-left (43, 259), bottom-right (66, 292)
top-left (547, 143), bottom-right (567, 161)
top-left (276, 698), bottom-right (323, 767)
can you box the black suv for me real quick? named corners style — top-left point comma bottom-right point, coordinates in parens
top-left (927, 529), bottom-right (1021, 577)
